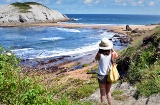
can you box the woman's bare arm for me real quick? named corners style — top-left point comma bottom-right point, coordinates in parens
top-left (111, 49), bottom-right (118, 59)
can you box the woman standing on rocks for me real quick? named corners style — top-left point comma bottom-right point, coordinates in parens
top-left (95, 38), bottom-right (118, 105)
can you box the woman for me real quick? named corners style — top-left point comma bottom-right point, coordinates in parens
top-left (95, 38), bottom-right (118, 105)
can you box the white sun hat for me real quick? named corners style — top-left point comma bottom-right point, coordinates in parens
top-left (99, 38), bottom-right (113, 50)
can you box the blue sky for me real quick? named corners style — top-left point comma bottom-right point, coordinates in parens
top-left (0, 0), bottom-right (160, 15)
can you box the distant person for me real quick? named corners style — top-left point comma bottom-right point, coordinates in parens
top-left (95, 38), bottom-right (118, 105)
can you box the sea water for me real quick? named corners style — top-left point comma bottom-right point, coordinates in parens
top-left (0, 14), bottom-right (160, 60)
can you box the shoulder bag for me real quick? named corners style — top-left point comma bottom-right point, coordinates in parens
top-left (107, 54), bottom-right (120, 83)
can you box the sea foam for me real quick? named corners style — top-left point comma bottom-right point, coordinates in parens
top-left (40, 37), bottom-right (64, 41)
top-left (56, 27), bottom-right (81, 32)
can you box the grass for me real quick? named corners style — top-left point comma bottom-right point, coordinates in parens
top-left (117, 26), bottom-right (160, 97)
top-left (11, 2), bottom-right (45, 13)
top-left (112, 89), bottom-right (123, 96)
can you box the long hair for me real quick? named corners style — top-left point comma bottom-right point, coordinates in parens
top-left (98, 49), bottom-right (111, 55)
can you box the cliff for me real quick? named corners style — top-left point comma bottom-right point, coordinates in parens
top-left (0, 2), bottom-right (70, 24)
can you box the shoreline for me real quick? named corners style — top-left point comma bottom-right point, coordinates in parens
top-left (0, 22), bottom-right (159, 35)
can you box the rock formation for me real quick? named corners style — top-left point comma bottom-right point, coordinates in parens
top-left (0, 2), bottom-right (70, 24)
top-left (126, 25), bottom-right (132, 31)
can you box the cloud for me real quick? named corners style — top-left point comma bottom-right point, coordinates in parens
top-left (138, 0), bottom-right (143, 5)
top-left (114, 0), bottom-right (145, 6)
top-left (84, 0), bottom-right (93, 4)
top-left (148, 1), bottom-right (154, 6)
top-left (5, 0), bottom-right (12, 2)
top-left (56, 0), bottom-right (61, 4)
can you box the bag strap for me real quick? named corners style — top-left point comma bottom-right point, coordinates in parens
top-left (111, 53), bottom-right (114, 64)
top-left (107, 53), bottom-right (113, 72)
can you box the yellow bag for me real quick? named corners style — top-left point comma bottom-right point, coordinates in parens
top-left (107, 63), bottom-right (120, 83)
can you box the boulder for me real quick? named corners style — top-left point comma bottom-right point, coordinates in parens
top-left (131, 28), bottom-right (139, 33)
top-left (126, 25), bottom-right (132, 31)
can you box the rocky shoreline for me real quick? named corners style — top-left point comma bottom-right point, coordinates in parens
top-left (19, 24), bottom-right (158, 74)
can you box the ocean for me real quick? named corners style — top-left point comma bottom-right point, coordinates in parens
top-left (66, 14), bottom-right (160, 25)
top-left (0, 14), bottom-right (160, 60)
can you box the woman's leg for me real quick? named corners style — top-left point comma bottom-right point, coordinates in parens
top-left (99, 83), bottom-right (106, 104)
top-left (105, 82), bottom-right (112, 105)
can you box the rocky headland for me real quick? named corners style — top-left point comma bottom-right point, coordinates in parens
top-left (0, 2), bottom-right (70, 26)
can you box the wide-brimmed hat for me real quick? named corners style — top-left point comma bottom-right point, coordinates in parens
top-left (99, 38), bottom-right (113, 50)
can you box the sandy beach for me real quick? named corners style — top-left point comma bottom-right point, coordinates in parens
top-left (1, 22), bottom-right (158, 35)
top-left (30, 22), bottom-right (159, 35)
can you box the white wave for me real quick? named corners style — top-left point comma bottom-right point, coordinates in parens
top-left (40, 37), bottom-right (64, 41)
top-left (56, 27), bottom-right (81, 33)
top-left (73, 18), bottom-right (80, 21)
top-left (12, 39), bottom-right (114, 59)
top-left (12, 48), bottom-right (33, 52)
top-left (99, 32), bottom-right (115, 38)
top-left (36, 42), bottom-right (100, 59)
top-left (12, 48), bottom-right (46, 59)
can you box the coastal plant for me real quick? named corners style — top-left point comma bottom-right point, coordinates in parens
top-left (11, 2), bottom-right (32, 12)
top-left (0, 46), bottom-right (55, 104)
top-left (112, 89), bottom-right (123, 96)
top-left (11, 2), bottom-right (49, 13)
top-left (67, 79), bottom-right (98, 100)
top-left (117, 26), bottom-right (160, 97)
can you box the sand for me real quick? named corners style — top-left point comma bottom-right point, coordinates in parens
top-left (31, 22), bottom-right (159, 35)
top-left (1, 22), bottom-right (158, 35)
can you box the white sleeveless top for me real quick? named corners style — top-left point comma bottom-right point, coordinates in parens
top-left (98, 53), bottom-right (112, 75)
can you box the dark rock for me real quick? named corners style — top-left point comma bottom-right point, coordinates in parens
top-left (120, 36), bottom-right (132, 44)
top-left (143, 34), bottom-right (154, 45)
top-left (113, 34), bottom-right (120, 37)
top-left (19, 15), bottom-right (27, 23)
top-left (126, 25), bottom-right (132, 31)
top-left (131, 28), bottom-right (139, 33)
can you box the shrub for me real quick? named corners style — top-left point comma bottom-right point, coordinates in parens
top-left (117, 26), bottom-right (160, 97)
top-left (0, 46), bottom-right (54, 104)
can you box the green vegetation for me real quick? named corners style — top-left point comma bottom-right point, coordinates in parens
top-left (112, 89), bottom-right (123, 96)
top-left (0, 46), bottom-right (54, 104)
top-left (11, 2), bottom-right (43, 12)
top-left (111, 89), bottom-right (127, 101)
top-left (0, 46), bottom-right (98, 104)
top-left (117, 26), bottom-right (160, 97)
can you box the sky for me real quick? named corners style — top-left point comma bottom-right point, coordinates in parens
top-left (0, 0), bottom-right (160, 15)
